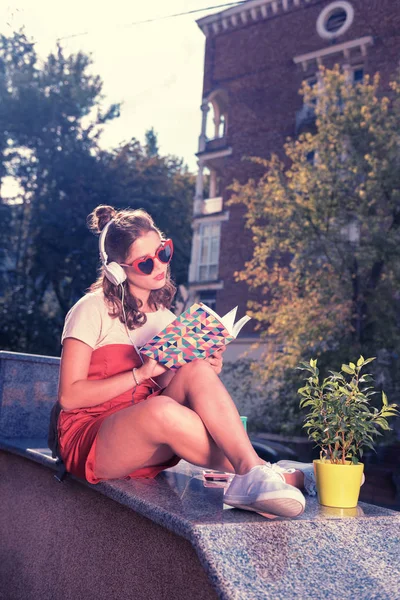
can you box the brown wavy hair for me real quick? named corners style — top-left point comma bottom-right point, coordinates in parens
top-left (87, 204), bottom-right (176, 330)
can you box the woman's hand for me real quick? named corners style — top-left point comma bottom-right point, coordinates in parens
top-left (138, 346), bottom-right (226, 382)
top-left (204, 346), bottom-right (226, 375)
top-left (137, 354), bottom-right (168, 383)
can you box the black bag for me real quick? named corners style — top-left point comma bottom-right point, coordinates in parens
top-left (47, 401), bottom-right (62, 459)
top-left (47, 401), bottom-right (68, 482)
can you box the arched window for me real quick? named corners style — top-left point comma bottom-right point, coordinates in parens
top-left (205, 89), bottom-right (229, 140)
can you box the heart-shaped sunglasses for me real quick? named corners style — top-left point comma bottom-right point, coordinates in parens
top-left (120, 239), bottom-right (174, 275)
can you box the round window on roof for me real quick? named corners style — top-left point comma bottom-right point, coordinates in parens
top-left (326, 8), bottom-right (347, 32)
top-left (316, 2), bottom-right (354, 40)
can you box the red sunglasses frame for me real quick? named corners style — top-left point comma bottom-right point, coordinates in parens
top-left (120, 238), bottom-right (174, 275)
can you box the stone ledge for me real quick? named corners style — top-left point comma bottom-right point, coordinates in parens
top-left (0, 350), bottom-right (60, 364)
top-left (1, 437), bottom-right (400, 600)
top-left (0, 351), bottom-right (60, 439)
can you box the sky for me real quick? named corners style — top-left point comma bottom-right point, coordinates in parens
top-left (0, 1), bottom-right (240, 176)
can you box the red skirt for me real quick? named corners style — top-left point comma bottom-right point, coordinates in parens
top-left (57, 344), bottom-right (181, 484)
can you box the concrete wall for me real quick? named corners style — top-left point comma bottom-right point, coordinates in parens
top-left (0, 451), bottom-right (218, 600)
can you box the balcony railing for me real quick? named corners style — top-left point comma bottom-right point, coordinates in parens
top-left (204, 136), bottom-right (228, 153)
top-left (202, 196), bottom-right (223, 215)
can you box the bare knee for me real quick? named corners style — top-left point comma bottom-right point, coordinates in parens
top-left (175, 360), bottom-right (216, 399)
top-left (145, 395), bottom-right (186, 442)
top-left (179, 358), bottom-right (215, 380)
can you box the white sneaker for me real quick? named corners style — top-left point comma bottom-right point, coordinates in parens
top-left (276, 460), bottom-right (366, 497)
top-left (223, 464), bottom-right (306, 518)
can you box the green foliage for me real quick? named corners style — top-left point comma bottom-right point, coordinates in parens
top-left (297, 356), bottom-right (399, 464)
top-left (145, 127), bottom-right (159, 157)
top-left (227, 64), bottom-right (400, 431)
top-left (104, 139), bottom-right (194, 287)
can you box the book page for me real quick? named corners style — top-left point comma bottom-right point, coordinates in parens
top-left (199, 303), bottom-right (237, 335)
top-left (199, 303), bottom-right (250, 337)
top-left (220, 306), bottom-right (238, 332)
top-left (232, 315), bottom-right (251, 337)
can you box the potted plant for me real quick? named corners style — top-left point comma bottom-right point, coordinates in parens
top-left (297, 356), bottom-right (399, 508)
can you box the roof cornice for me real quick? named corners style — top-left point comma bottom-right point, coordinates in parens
top-left (196, 0), bottom-right (312, 36)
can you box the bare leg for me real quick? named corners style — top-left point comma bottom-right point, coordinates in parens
top-left (93, 360), bottom-right (306, 486)
top-left (163, 360), bottom-right (265, 475)
top-left (162, 361), bottom-right (306, 487)
top-left (284, 471), bottom-right (305, 489)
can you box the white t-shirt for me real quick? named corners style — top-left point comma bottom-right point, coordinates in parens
top-left (61, 288), bottom-right (177, 350)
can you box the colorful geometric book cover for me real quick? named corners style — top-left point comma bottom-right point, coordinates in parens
top-left (139, 302), bottom-right (251, 371)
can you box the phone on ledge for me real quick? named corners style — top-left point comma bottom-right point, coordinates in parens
top-left (202, 470), bottom-right (231, 482)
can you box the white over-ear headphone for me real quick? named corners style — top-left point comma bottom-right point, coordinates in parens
top-left (98, 219), bottom-right (127, 286)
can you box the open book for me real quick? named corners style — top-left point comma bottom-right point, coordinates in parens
top-left (139, 302), bottom-right (251, 370)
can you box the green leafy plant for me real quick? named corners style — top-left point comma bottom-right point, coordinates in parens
top-left (296, 356), bottom-right (399, 464)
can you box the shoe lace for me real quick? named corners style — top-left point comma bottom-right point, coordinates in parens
top-left (262, 462), bottom-right (296, 481)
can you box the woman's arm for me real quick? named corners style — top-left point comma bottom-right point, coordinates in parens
top-left (152, 369), bottom-right (176, 389)
top-left (58, 338), bottom-right (167, 411)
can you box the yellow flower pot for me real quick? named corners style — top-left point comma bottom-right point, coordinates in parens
top-left (313, 459), bottom-right (364, 508)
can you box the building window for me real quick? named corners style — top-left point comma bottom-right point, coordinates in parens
top-left (198, 222), bottom-right (220, 281)
top-left (203, 167), bottom-right (221, 200)
top-left (299, 64), bottom-right (363, 130)
top-left (205, 89), bottom-right (229, 141)
top-left (206, 101), bottom-right (227, 140)
top-left (352, 66), bottom-right (364, 83)
top-left (306, 150), bottom-right (315, 164)
top-left (199, 290), bottom-right (217, 311)
top-left (296, 76), bottom-right (318, 134)
top-left (206, 103), bottom-right (216, 140)
top-left (219, 114), bottom-right (226, 138)
top-left (326, 8), bottom-right (347, 33)
top-left (305, 76), bottom-right (318, 105)
top-left (316, 2), bottom-right (354, 40)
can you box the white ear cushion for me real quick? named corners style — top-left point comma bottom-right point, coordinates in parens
top-left (104, 262), bottom-right (127, 286)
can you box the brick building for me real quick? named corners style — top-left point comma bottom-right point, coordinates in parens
top-left (187, 0), bottom-right (400, 359)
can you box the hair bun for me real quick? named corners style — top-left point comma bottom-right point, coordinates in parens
top-left (87, 205), bottom-right (117, 235)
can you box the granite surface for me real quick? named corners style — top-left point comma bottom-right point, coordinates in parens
top-left (1, 437), bottom-right (399, 600)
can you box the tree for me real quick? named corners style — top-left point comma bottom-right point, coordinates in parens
top-left (228, 65), bottom-right (400, 431)
top-left (145, 127), bottom-right (159, 157)
top-left (0, 31), bottom-right (121, 353)
top-left (99, 137), bottom-right (194, 287)
top-left (0, 31), bottom-right (195, 357)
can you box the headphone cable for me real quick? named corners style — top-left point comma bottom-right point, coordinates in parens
top-left (120, 283), bottom-right (162, 391)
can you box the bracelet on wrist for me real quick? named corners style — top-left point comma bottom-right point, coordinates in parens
top-left (132, 367), bottom-right (141, 387)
